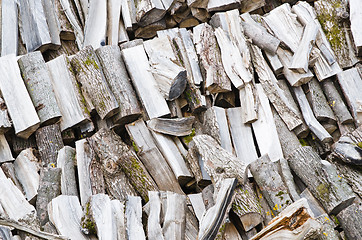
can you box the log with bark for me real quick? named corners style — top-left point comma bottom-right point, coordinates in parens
top-left (56, 146), bottom-right (79, 196)
top-left (336, 203), bottom-right (362, 240)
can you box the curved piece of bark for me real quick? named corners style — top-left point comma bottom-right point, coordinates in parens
top-left (56, 146), bottom-right (78, 196)
top-left (148, 117), bottom-right (195, 137)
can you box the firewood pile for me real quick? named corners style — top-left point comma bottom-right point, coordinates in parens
top-left (0, 0), bottom-right (361, 239)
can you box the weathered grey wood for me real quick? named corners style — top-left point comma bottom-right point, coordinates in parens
top-left (147, 191), bottom-right (164, 240)
top-left (135, 0), bottom-right (166, 27)
top-left (222, 223), bottom-right (242, 240)
top-left (190, 7), bottom-right (209, 22)
top-left (207, 0), bottom-right (241, 12)
top-left (49, 195), bottom-right (93, 240)
top-left (126, 196), bottom-right (146, 240)
top-left (121, 40), bottom-right (171, 119)
top-left (0, 96), bottom-right (12, 133)
top-left (134, 18), bottom-right (167, 38)
top-left (35, 123), bottom-right (64, 167)
top-left (106, 0), bottom-right (121, 45)
top-left (125, 119), bottom-right (182, 193)
top-left (337, 203), bottom-right (362, 240)
top-left (252, 84), bottom-right (284, 162)
top-left (83, 0), bottom-right (106, 49)
top-left (265, 52), bottom-right (283, 76)
top-left (0, 54), bottom-right (40, 139)
top-left (110, 200), bottom-right (126, 240)
top-left (337, 68), bottom-right (362, 126)
top-left (36, 167), bottom-right (61, 226)
top-left (18, 51), bottom-right (62, 125)
top-left (71, 46), bottom-right (119, 119)
top-left (226, 107), bottom-right (258, 166)
top-left (0, 134), bottom-right (13, 164)
top-left (14, 149), bottom-right (40, 201)
top-left (42, 0), bottom-right (61, 49)
top-left (186, 143), bottom-right (212, 187)
top-left (287, 146), bottom-right (355, 215)
top-left (193, 23), bottom-right (231, 93)
top-left (1, 0), bottom-right (18, 56)
top-left (19, 0), bottom-right (52, 52)
top-left (56, 146), bottom-right (78, 196)
top-left (118, 16), bottom-right (129, 44)
top-left (95, 46), bottom-right (142, 125)
top-left (121, 0), bottom-right (136, 31)
top-left (349, 0), bottom-right (362, 56)
top-left (278, 157), bottom-right (300, 201)
top-left (54, 0), bottom-right (75, 40)
top-left (169, 71), bottom-right (188, 101)
top-left (59, 0), bottom-right (84, 48)
top-left (163, 192), bottom-right (186, 240)
top-left (188, 193), bottom-right (205, 222)
top-left (47, 55), bottom-right (91, 131)
top-left (0, 227), bottom-right (12, 240)
top-left (89, 128), bottom-right (158, 201)
top-left (1, 163), bottom-right (23, 194)
top-left (293, 86), bottom-right (333, 143)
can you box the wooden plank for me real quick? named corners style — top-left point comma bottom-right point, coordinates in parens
top-left (163, 192), bottom-right (186, 240)
top-left (126, 196), bottom-right (146, 240)
top-left (1, 0), bottom-right (18, 56)
top-left (107, 0), bottom-right (121, 45)
top-left (111, 200), bottom-right (126, 240)
top-left (0, 54), bottom-right (40, 139)
top-left (121, 40), bottom-right (171, 119)
top-left (147, 117), bottom-right (195, 136)
top-left (349, 0), bottom-right (362, 56)
top-left (56, 146), bottom-right (78, 196)
top-left (83, 0), bottom-right (107, 48)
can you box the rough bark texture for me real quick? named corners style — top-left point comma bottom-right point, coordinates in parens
top-left (56, 146), bottom-right (78, 196)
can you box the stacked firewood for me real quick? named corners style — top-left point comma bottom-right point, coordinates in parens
top-left (0, 0), bottom-right (361, 239)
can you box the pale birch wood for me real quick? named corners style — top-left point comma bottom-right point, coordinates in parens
top-left (126, 196), bottom-right (146, 240)
top-left (349, 0), bottom-right (362, 56)
top-left (148, 117), bottom-right (195, 136)
top-left (207, 0), bottom-right (241, 12)
top-left (42, 0), bottom-right (61, 49)
top-left (121, 40), bottom-right (171, 119)
top-left (59, 0), bottom-right (84, 48)
top-left (1, 0), bottom-right (18, 56)
top-left (136, 0), bottom-right (166, 27)
top-left (14, 149), bottom-right (40, 201)
top-left (83, 0), bottom-right (106, 49)
top-left (163, 192), bottom-right (186, 240)
top-left (56, 146), bottom-right (78, 196)
top-left (107, 0), bottom-right (121, 45)
top-left (147, 191), bottom-right (164, 240)
top-left (18, 51), bottom-right (62, 126)
top-left (49, 195), bottom-right (94, 240)
top-left (47, 55), bottom-right (91, 131)
top-left (54, 0), bottom-right (75, 40)
top-left (0, 54), bottom-right (40, 139)
top-left (0, 227), bottom-right (12, 240)
top-left (252, 84), bottom-right (284, 162)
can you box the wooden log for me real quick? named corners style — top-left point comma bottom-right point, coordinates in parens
top-left (0, 227), bottom-right (12, 240)
top-left (337, 203), bottom-right (362, 240)
top-left (118, 16), bottom-right (129, 44)
top-left (71, 46), bottom-right (119, 119)
top-left (135, 19), bottom-right (167, 39)
top-left (89, 128), bottom-right (158, 201)
top-left (35, 123), bottom-right (64, 167)
top-left (126, 196), bottom-right (146, 240)
top-left (49, 195), bottom-right (93, 240)
top-left (163, 192), bottom-right (186, 240)
top-left (111, 200), bottom-right (126, 240)
top-left (337, 68), bottom-right (362, 126)
top-left (0, 96), bottom-right (12, 133)
top-left (36, 167), bottom-right (62, 226)
top-left (188, 193), bottom-right (205, 222)
top-left (121, 40), bottom-right (171, 119)
top-left (107, 0), bottom-right (121, 45)
top-left (0, 134), bottom-right (13, 164)
top-left (252, 84), bottom-right (284, 162)
top-left (240, 0), bottom-right (265, 13)
top-left (83, 0), bottom-right (106, 48)
top-left (43, 39), bottom-right (79, 61)
top-left (265, 52), bottom-right (283, 76)
top-left (287, 146), bottom-right (355, 214)
top-left (121, 0), bottom-right (136, 31)
top-left (148, 117), bottom-right (195, 137)
top-left (1, 0), bottom-right (18, 56)
top-left (1, 163), bottom-right (23, 194)
top-left (59, 0), bottom-right (84, 48)
top-left (47, 55), bottom-right (91, 131)
top-left (207, 0), bottom-right (241, 12)
top-left (0, 54), bottom-right (40, 139)
top-left (14, 149), bottom-right (40, 202)
top-left (191, 8), bottom-right (210, 22)
top-left (292, 86), bottom-right (333, 143)
top-left (125, 119), bottom-right (183, 193)
top-left (349, 0), bottom-right (362, 56)
top-left (18, 51), bottom-right (62, 126)
top-left (56, 146), bottom-right (78, 196)
top-left (95, 46), bottom-right (142, 126)
top-left (54, 0), bottom-right (75, 40)
top-left (135, 0), bottom-right (166, 27)
top-left (278, 157), bottom-right (300, 201)
top-left (186, 143), bottom-right (212, 187)
top-left (42, 0), bottom-right (61, 49)
top-left (147, 191), bottom-right (164, 240)
top-left (193, 23), bottom-right (231, 93)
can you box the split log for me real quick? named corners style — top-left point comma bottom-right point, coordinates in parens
top-left (193, 23), bottom-right (231, 93)
top-left (252, 84), bottom-right (284, 162)
top-left (147, 191), bottom-right (164, 240)
top-left (18, 51), bottom-right (62, 125)
top-left (11, 134), bottom-right (37, 155)
top-left (42, 0), bottom-right (61, 49)
top-left (89, 128), bottom-right (158, 201)
top-left (222, 223), bottom-right (242, 240)
top-left (337, 203), bottom-right (362, 240)
top-left (0, 96), bottom-right (12, 133)
top-left (95, 46), bottom-right (142, 126)
top-left (349, 0), bottom-right (362, 56)
top-left (43, 39), bottom-right (79, 62)
top-left (278, 157), bottom-right (300, 201)
top-left (125, 119), bottom-right (182, 193)
top-left (59, 0), bottom-right (84, 48)
top-left (148, 117), bottom-right (195, 136)
top-left (56, 146), bottom-right (78, 196)
top-left (265, 52), bottom-right (283, 76)
top-left (240, 0), bottom-right (265, 13)
top-left (190, 8), bottom-right (210, 22)
top-left (337, 68), bottom-right (362, 125)
top-left (185, 206), bottom-right (199, 240)
top-left (54, 0), bottom-right (75, 40)
top-left (36, 167), bottom-right (62, 226)
top-left (0, 134), bottom-right (13, 164)
top-left (49, 195), bottom-right (93, 240)
top-left (71, 46), bottom-right (119, 119)
top-left (118, 16), bottom-right (129, 44)
top-left (18, 0), bottom-right (52, 52)
top-left (121, 40), bottom-right (171, 119)
top-left (107, 0), bottom-right (121, 45)
top-left (163, 192), bottom-right (187, 240)
top-left (83, 0), bottom-right (107, 49)
top-left (0, 54), bottom-right (40, 139)
top-left (0, 227), bottom-right (12, 240)
top-left (292, 86), bottom-right (333, 143)
top-left (1, 163), bottom-right (23, 194)
top-left (1, 0), bottom-right (18, 56)
top-left (186, 144), bottom-right (212, 187)
top-left (126, 196), bottom-right (146, 240)
top-left (287, 146), bottom-right (355, 214)
top-left (111, 200), bottom-right (126, 240)
top-left (207, 0), bottom-right (241, 12)
top-left (136, 0), bottom-right (166, 27)
top-left (47, 54), bottom-right (91, 131)
top-left (188, 193), bottom-right (205, 222)
top-left (35, 123), bottom-right (64, 167)
top-left (14, 149), bottom-right (40, 202)
top-left (121, 0), bottom-right (137, 31)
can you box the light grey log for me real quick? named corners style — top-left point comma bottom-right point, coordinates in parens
top-left (1, 163), bottom-right (23, 194)
top-left (148, 117), bottom-right (195, 136)
top-left (121, 40), bottom-right (170, 119)
top-left (47, 55), bottom-right (91, 131)
top-left (307, 78), bottom-right (336, 122)
top-left (222, 223), bottom-right (242, 240)
top-left (54, 0), bottom-right (75, 40)
top-left (349, 0), bottom-right (362, 56)
top-left (265, 52), bottom-right (283, 76)
top-left (59, 0), bottom-right (84, 48)
top-left (95, 46), bottom-right (142, 125)
top-left (42, 0), bottom-right (61, 49)
top-left (0, 54), bottom-right (40, 139)
top-left (0, 96), bottom-right (12, 133)
top-left (193, 23), bottom-right (231, 93)
top-left (293, 86), bottom-right (333, 143)
top-left (337, 203), bottom-right (362, 240)
top-left (163, 192), bottom-right (186, 240)
top-left (287, 146), bottom-right (355, 215)
top-left (14, 149), bottom-right (40, 201)
top-left (188, 193), bottom-right (205, 222)
top-left (107, 0), bottom-right (121, 45)
top-left (49, 195), bottom-right (93, 240)
top-left (18, 51), bottom-right (62, 125)
top-left (19, 0), bottom-right (52, 52)
top-left (36, 167), bottom-right (62, 226)
top-left (337, 68), bottom-right (362, 126)
top-left (278, 157), bottom-right (300, 201)
top-left (125, 119), bottom-right (182, 193)
top-left (126, 196), bottom-right (146, 240)
top-left (226, 107), bottom-right (258, 166)
top-left (186, 144), bottom-right (211, 186)
top-left (0, 134), bottom-right (13, 164)
top-left (207, 0), bottom-right (241, 12)
top-left (83, 0), bottom-right (106, 48)
top-left (56, 146), bottom-right (78, 196)
top-left (239, 82), bottom-right (259, 124)
top-left (147, 191), bottom-right (164, 240)
top-left (135, 0), bottom-right (165, 27)
top-left (1, 0), bottom-right (18, 56)
top-left (252, 84), bottom-right (284, 162)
